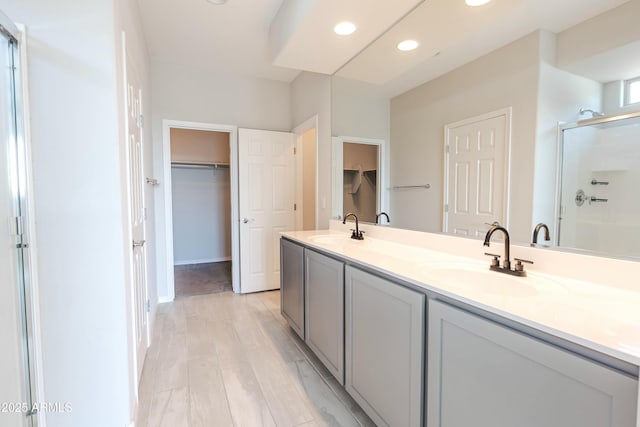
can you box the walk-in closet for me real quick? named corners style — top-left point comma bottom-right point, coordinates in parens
top-left (170, 128), bottom-right (232, 297)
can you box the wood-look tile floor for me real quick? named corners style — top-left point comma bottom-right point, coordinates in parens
top-left (136, 290), bottom-right (376, 427)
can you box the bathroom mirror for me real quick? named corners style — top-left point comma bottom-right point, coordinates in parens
top-left (330, 0), bottom-right (640, 259)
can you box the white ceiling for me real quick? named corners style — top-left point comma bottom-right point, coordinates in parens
top-left (136, 0), bottom-right (299, 82)
top-left (137, 0), bottom-right (633, 89)
top-left (136, 0), bottom-right (424, 82)
top-left (269, 0), bottom-right (423, 75)
top-left (336, 0), bottom-right (631, 97)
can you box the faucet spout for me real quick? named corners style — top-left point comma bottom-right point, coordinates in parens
top-left (375, 212), bottom-right (390, 225)
top-left (343, 213), bottom-right (364, 240)
top-left (483, 225), bottom-right (511, 270)
top-left (532, 223), bottom-right (550, 245)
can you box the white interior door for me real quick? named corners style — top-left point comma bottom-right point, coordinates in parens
top-left (0, 28), bottom-right (30, 427)
top-left (239, 128), bottom-right (295, 294)
top-left (444, 109), bottom-right (510, 237)
top-left (125, 56), bottom-right (149, 382)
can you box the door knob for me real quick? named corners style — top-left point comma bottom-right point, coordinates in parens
top-left (242, 218), bottom-right (254, 224)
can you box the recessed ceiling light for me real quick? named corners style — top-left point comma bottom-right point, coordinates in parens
top-left (334, 21), bottom-right (356, 36)
top-left (206, 0), bottom-right (227, 4)
top-left (397, 40), bottom-right (419, 51)
top-left (465, 0), bottom-right (491, 6)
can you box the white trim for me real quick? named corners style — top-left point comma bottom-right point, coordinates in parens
top-left (331, 136), bottom-right (388, 221)
top-left (174, 257), bottom-right (232, 266)
top-left (0, 10), bottom-right (19, 41)
top-left (157, 296), bottom-right (174, 304)
top-left (443, 107), bottom-right (513, 233)
top-left (292, 115), bottom-right (319, 230)
top-left (162, 120), bottom-right (239, 297)
top-left (16, 24), bottom-right (47, 427)
top-left (294, 133), bottom-right (304, 229)
top-left (553, 122), bottom-right (564, 246)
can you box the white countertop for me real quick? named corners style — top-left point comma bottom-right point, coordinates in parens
top-left (281, 229), bottom-right (640, 367)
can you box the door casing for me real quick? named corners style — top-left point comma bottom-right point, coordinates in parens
top-left (161, 120), bottom-right (239, 299)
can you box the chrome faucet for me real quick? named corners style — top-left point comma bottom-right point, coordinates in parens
top-left (343, 213), bottom-right (364, 240)
top-left (375, 212), bottom-right (390, 225)
top-left (532, 223), bottom-right (550, 246)
top-left (483, 225), bottom-right (533, 277)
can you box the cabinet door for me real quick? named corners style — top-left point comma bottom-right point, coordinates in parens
top-left (305, 249), bottom-right (345, 383)
top-left (427, 299), bottom-right (638, 427)
top-left (280, 238), bottom-right (304, 339)
top-left (345, 266), bottom-right (425, 427)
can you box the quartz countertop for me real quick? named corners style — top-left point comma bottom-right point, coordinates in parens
top-left (281, 229), bottom-right (640, 367)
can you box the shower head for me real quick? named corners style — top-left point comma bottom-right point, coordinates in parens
top-left (579, 108), bottom-right (605, 118)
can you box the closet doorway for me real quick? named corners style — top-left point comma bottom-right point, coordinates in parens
top-left (165, 123), bottom-right (238, 297)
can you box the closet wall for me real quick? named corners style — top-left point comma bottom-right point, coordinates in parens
top-left (170, 129), bottom-right (231, 265)
top-left (343, 142), bottom-right (378, 223)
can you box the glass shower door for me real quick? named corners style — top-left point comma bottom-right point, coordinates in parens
top-left (0, 18), bottom-right (36, 427)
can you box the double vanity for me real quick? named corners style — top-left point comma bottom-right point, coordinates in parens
top-left (280, 222), bottom-right (640, 427)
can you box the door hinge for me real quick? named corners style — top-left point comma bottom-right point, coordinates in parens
top-left (146, 299), bottom-right (151, 313)
top-left (138, 114), bottom-right (144, 129)
top-left (444, 204), bottom-right (449, 213)
top-left (293, 147), bottom-right (297, 155)
top-left (143, 207), bottom-right (147, 221)
top-left (445, 144), bottom-right (450, 154)
top-left (14, 216), bottom-right (24, 236)
top-left (294, 203), bottom-right (297, 211)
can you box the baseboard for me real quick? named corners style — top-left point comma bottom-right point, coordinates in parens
top-left (174, 256), bottom-right (232, 266)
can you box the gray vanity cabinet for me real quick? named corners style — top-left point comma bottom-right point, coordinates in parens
top-left (305, 249), bottom-right (345, 384)
top-left (280, 238), bottom-right (305, 339)
top-left (345, 266), bottom-right (425, 427)
top-left (427, 299), bottom-right (638, 427)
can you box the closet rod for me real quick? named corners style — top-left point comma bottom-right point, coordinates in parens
top-left (171, 162), bottom-right (230, 170)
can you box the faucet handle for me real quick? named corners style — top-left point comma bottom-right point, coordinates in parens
top-left (484, 252), bottom-right (501, 267)
top-left (514, 258), bottom-right (533, 272)
top-left (350, 229), bottom-right (365, 240)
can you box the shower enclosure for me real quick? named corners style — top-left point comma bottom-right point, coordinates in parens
top-left (557, 111), bottom-right (640, 258)
top-left (0, 12), bottom-right (38, 427)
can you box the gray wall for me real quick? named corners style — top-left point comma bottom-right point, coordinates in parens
top-left (390, 32), bottom-right (541, 241)
top-left (171, 167), bottom-right (231, 264)
top-left (151, 62), bottom-right (292, 299)
top-left (290, 71), bottom-right (332, 229)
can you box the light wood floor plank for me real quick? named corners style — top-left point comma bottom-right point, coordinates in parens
top-left (220, 361), bottom-right (277, 427)
top-left (137, 290), bottom-right (374, 427)
top-left (188, 356), bottom-right (234, 427)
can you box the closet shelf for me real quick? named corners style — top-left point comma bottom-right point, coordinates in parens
top-left (171, 162), bottom-right (230, 169)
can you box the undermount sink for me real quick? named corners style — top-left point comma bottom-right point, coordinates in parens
top-left (424, 264), bottom-right (566, 298)
top-left (308, 234), bottom-right (353, 245)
